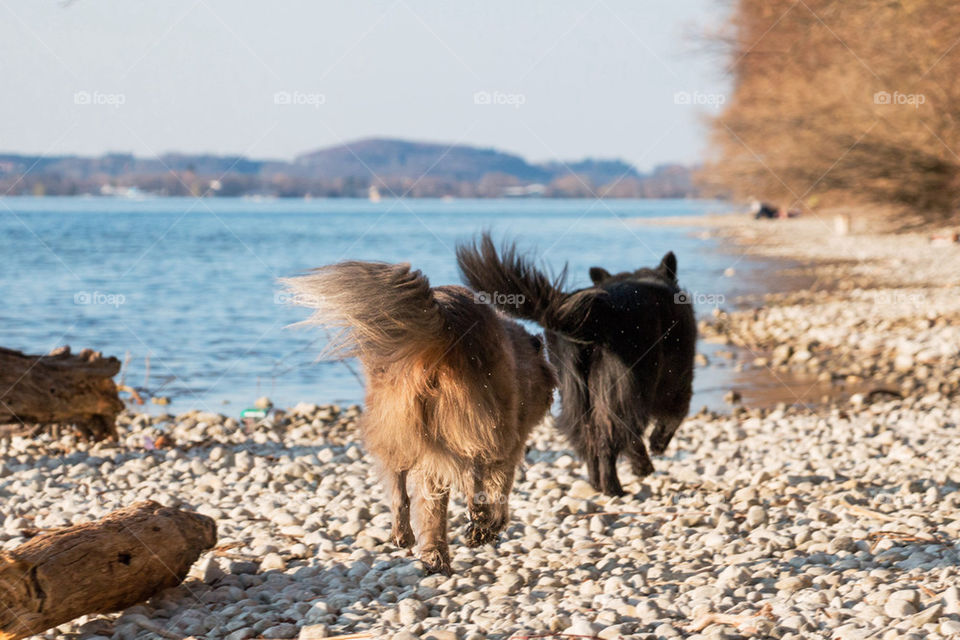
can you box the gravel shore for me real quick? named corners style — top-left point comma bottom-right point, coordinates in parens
top-left (4, 213), bottom-right (959, 640)
top-left (691, 214), bottom-right (960, 406)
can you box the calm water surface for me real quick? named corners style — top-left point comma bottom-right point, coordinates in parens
top-left (0, 197), bottom-right (760, 414)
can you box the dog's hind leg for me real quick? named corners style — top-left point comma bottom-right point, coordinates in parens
top-left (386, 469), bottom-right (415, 549)
top-left (583, 441), bottom-right (624, 497)
top-left (598, 445), bottom-right (625, 497)
top-left (586, 453), bottom-right (601, 491)
top-left (577, 417), bottom-right (610, 495)
top-left (627, 436), bottom-right (656, 478)
top-left (649, 415), bottom-right (684, 455)
top-left (586, 417), bottom-right (625, 496)
top-left (650, 382), bottom-right (692, 455)
top-left (465, 462), bottom-right (515, 547)
top-left (411, 473), bottom-right (451, 575)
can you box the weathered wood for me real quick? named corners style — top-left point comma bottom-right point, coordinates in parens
top-left (0, 501), bottom-right (217, 640)
top-left (0, 345), bottom-right (124, 441)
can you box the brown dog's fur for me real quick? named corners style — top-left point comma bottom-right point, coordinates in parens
top-left (282, 261), bottom-right (557, 573)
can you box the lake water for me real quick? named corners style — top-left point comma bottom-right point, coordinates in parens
top-left (0, 196), bottom-right (763, 415)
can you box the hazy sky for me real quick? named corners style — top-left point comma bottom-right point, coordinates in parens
top-left (1, 0), bottom-right (729, 170)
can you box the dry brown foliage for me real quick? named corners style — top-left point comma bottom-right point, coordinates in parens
top-left (702, 0), bottom-right (960, 220)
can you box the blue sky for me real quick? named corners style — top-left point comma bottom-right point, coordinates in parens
top-left (0, 0), bottom-right (729, 170)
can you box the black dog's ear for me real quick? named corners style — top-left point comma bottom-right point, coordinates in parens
top-left (658, 252), bottom-right (677, 280)
top-left (589, 267), bottom-right (610, 285)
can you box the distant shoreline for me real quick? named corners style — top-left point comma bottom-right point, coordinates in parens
top-left (0, 138), bottom-right (701, 199)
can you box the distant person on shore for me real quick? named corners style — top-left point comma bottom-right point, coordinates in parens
top-left (748, 197), bottom-right (801, 220)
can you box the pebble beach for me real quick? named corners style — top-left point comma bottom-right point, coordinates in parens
top-left (4, 213), bottom-right (960, 640)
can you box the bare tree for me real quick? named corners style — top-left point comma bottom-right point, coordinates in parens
top-left (701, 0), bottom-right (960, 220)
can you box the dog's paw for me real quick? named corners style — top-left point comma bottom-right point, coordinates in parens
top-left (464, 523), bottom-right (500, 548)
top-left (650, 421), bottom-right (680, 455)
top-left (630, 457), bottom-right (656, 478)
top-left (592, 470), bottom-right (626, 497)
top-left (392, 526), bottom-right (415, 549)
top-left (601, 483), bottom-right (626, 498)
top-left (419, 547), bottom-right (451, 575)
top-left (649, 439), bottom-right (668, 455)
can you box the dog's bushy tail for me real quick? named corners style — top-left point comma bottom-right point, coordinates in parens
top-left (456, 232), bottom-right (594, 336)
top-left (280, 261), bottom-right (447, 363)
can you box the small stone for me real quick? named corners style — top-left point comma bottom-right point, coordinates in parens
top-left (598, 625), bottom-right (630, 640)
top-left (909, 603), bottom-right (942, 627)
top-left (229, 560), bottom-right (260, 575)
top-left (262, 624), bottom-right (298, 639)
top-left (776, 575), bottom-right (813, 592)
top-left (944, 585), bottom-right (960, 615)
top-left (810, 507), bottom-right (839, 524)
top-left (884, 590), bottom-right (920, 618)
top-left (717, 565), bottom-right (749, 590)
top-left (191, 554), bottom-right (225, 583)
top-left (772, 344), bottom-right (793, 365)
top-left (940, 620), bottom-right (960, 635)
top-left (305, 601), bottom-right (330, 623)
top-left (261, 552), bottom-right (286, 572)
top-left (494, 572), bottom-right (524, 595)
top-left (398, 599), bottom-right (428, 625)
top-left (299, 624), bottom-right (329, 639)
top-left (654, 622), bottom-right (680, 637)
top-left (634, 600), bottom-right (662, 623)
top-left (563, 620), bottom-right (603, 636)
top-left (255, 396), bottom-right (273, 409)
top-left (745, 505), bottom-right (767, 528)
top-left (703, 532), bottom-right (726, 548)
top-left (569, 480), bottom-right (598, 499)
top-left (828, 536), bottom-right (856, 554)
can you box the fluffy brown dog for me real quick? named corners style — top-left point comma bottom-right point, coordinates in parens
top-left (282, 261), bottom-right (557, 573)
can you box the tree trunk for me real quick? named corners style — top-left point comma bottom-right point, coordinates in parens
top-left (0, 345), bottom-right (124, 441)
top-left (0, 501), bottom-right (217, 640)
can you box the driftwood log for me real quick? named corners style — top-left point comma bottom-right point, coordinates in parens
top-left (0, 501), bottom-right (216, 640)
top-left (0, 346), bottom-right (124, 441)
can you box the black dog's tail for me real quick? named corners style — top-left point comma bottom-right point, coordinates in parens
top-left (456, 232), bottom-right (595, 337)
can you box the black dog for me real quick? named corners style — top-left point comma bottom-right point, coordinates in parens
top-left (457, 233), bottom-right (696, 496)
